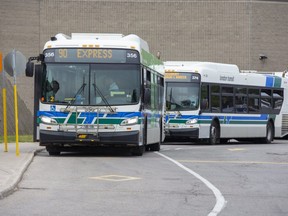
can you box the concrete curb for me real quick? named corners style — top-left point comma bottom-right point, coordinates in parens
top-left (0, 148), bottom-right (44, 199)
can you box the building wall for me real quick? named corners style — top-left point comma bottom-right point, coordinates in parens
top-left (0, 0), bottom-right (39, 135)
top-left (1, 0), bottom-right (288, 135)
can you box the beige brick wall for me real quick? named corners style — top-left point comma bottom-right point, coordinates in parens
top-left (0, 0), bottom-right (39, 135)
top-left (1, 0), bottom-right (288, 135)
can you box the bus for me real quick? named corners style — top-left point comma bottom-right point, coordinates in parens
top-left (25, 33), bottom-right (165, 156)
top-left (164, 61), bottom-right (288, 144)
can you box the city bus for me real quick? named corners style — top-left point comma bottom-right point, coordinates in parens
top-left (164, 61), bottom-right (288, 144)
top-left (25, 33), bottom-right (165, 156)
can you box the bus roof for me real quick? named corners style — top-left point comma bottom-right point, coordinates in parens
top-left (44, 33), bottom-right (150, 53)
top-left (164, 61), bottom-right (240, 74)
top-left (164, 61), bottom-right (287, 88)
top-left (43, 33), bottom-right (164, 72)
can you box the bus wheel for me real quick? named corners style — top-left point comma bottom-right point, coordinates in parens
top-left (46, 146), bottom-right (61, 156)
top-left (263, 121), bottom-right (274, 144)
top-left (131, 146), bottom-right (145, 156)
top-left (149, 141), bottom-right (161, 151)
top-left (209, 121), bottom-right (220, 145)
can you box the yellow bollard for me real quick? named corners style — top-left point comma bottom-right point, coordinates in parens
top-left (14, 84), bottom-right (19, 156)
top-left (1, 52), bottom-right (8, 152)
top-left (2, 88), bottom-right (8, 152)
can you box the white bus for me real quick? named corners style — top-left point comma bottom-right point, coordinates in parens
top-left (26, 33), bottom-right (165, 156)
top-left (164, 61), bottom-right (288, 144)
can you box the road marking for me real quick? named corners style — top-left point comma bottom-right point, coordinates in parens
top-left (228, 148), bottom-right (246, 151)
top-left (89, 175), bottom-right (141, 182)
top-left (178, 160), bottom-right (288, 165)
top-left (156, 152), bottom-right (226, 216)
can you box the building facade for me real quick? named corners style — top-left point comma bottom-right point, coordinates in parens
top-left (1, 0), bottom-right (288, 135)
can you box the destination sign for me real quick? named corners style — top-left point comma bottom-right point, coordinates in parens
top-left (165, 72), bottom-right (200, 82)
top-left (43, 48), bottom-right (140, 64)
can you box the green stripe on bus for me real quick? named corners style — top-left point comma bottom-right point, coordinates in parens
top-left (141, 49), bottom-right (163, 67)
top-left (67, 113), bottom-right (84, 124)
top-left (198, 120), bottom-right (267, 125)
top-left (274, 77), bottom-right (281, 88)
top-left (225, 121), bottom-right (267, 125)
top-left (168, 119), bottom-right (187, 124)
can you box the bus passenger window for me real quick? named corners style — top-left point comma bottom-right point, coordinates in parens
top-left (222, 96), bottom-right (234, 113)
top-left (248, 88), bottom-right (260, 113)
top-left (273, 90), bottom-right (283, 111)
top-left (235, 96), bottom-right (247, 113)
top-left (201, 98), bottom-right (209, 110)
top-left (201, 84), bottom-right (209, 111)
top-left (261, 89), bottom-right (272, 113)
top-left (211, 95), bottom-right (220, 113)
top-left (248, 98), bottom-right (260, 113)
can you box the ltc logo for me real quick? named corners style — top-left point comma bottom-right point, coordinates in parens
top-left (50, 105), bottom-right (56, 111)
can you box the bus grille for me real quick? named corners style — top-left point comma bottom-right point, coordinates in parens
top-left (281, 114), bottom-right (288, 136)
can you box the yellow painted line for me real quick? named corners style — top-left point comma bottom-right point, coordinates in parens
top-left (178, 160), bottom-right (288, 165)
top-left (228, 148), bottom-right (246, 151)
top-left (89, 175), bottom-right (141, 182)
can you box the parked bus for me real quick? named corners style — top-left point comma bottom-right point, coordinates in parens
top-left (26, 33), bottom-right (165, 155)
top-left (164, 61), bottom-right (288, 144)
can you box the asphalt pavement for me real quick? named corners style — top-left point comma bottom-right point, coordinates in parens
top-left (0, 142), bottom-right (44, 199)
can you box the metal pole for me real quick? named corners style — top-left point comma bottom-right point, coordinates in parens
top-left (12, 49), bottom-right (19, 156)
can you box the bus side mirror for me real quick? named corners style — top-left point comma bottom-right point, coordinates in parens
top-left (144, 88), bottom-right (151, 104)
top-left (26, 61), bottom-right (34, 77)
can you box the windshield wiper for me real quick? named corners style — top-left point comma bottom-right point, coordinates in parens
top-left (92, 83), bottom-right (114, 113)
top-left (64, 83), bottom-right (86, 111)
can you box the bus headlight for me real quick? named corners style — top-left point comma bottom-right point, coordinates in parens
top-left (120, 116), bottom-right (139, 126)
top-left (186, 119), bottom-right (198, 125)
top-left (40, 116), bottom-right (58, 125)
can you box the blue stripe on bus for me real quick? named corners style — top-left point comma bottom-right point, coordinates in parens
top-left (265, 76), bottom-right (274, 87)
top-left (37, 111), bottom-right (143, 118)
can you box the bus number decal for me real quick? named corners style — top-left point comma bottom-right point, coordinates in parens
top-left (45, 52), bottom-right (54, 58)
top-left (191, 75), bottom-right (199, 80)
top-left (127, 52), bottom-right (138, 58)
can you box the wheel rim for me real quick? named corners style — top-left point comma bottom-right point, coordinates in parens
top-left (210, 125), bottom-right (217, 144)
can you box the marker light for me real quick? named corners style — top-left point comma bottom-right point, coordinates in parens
top-left (40, 116), bottom-right (57, 125)
top-left (186, 119), bottom-right (198, 125)
top-left (120, 116), bottom-right (139, 126)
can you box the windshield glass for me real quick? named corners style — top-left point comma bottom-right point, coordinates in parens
top-left (42, 63), bottom-right (140, 106)
top-left (166, 82), bottom-right (200, 111)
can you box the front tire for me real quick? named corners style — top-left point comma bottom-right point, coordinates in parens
top-left (131, 146), bottom-right (145, 156)
top-left (209, 121), bottom-right (220, 145)
top-left (46, 146), bottom-right (61, 156)
top-left (149, 141), bottom-right (161, 151)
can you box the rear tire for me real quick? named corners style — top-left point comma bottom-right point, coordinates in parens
top-left (263, 121), bottom-right (274, 144)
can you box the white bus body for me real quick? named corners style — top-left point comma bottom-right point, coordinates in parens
top-left (26, 33), bottom-right (165, 155)
top-left (164, 61), bottom-right (288, 144)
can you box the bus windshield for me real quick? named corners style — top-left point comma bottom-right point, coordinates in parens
top-left (42, 63), bottom-right (141, 106)
top-left (166, 82), bottom-right (200, 111)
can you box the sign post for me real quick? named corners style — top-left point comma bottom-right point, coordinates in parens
top-left (4, 49), bottom-right (26, 156)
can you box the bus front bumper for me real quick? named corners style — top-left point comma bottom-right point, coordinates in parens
top-left (165, 128), bottom-right (199, 138)
top-left (39, 130), bottom-right (140, 147)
